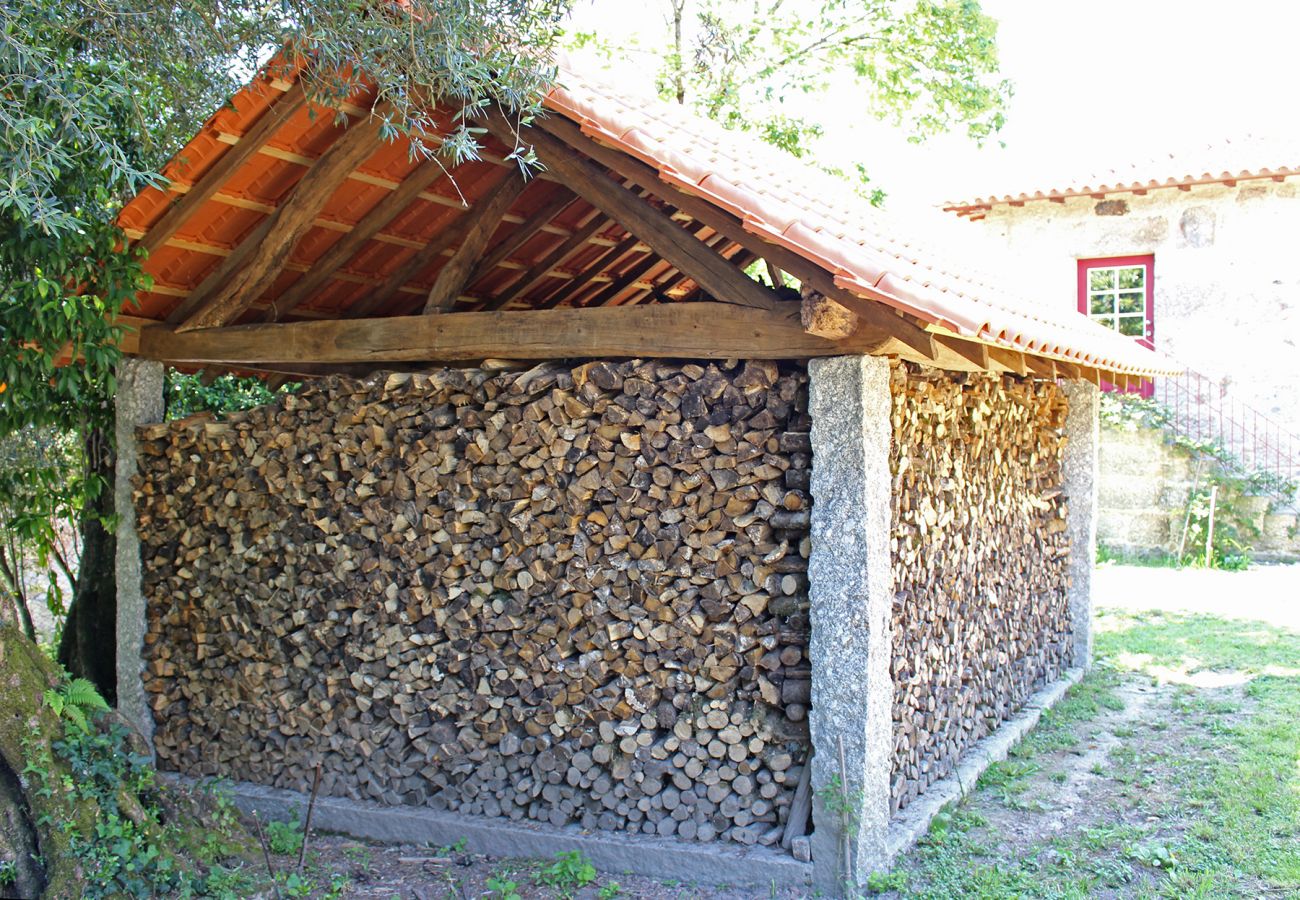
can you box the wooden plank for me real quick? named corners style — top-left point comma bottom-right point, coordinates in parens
top-left (482, 113), bottom-right (781, 313)
top-left (138, 302), bottom-right (898, 365)
top-left (479, 211), bottom-right (610, 311)
top-left (270, 157), bottom-right (452, 319)
top-left (534, 114), bottom-right (938, 361)
top-left (349, 170), bottom-right (525, 319)
top-left (140, 82), bottom-right (307, 257)
top-left (423, 172), bottom-right (530, 313)
top-left (176, 112), bottom-right (387, 332)
top-left (935, 335), bottom-right (991, 370)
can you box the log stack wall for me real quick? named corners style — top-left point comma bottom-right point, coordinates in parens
top-left (888, 363), bottom-right (1072, 814)
top-left (135, 360), bottom-right (814, 849)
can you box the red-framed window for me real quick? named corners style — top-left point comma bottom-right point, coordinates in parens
top-left (1077, 254), bottom-right (1155, 349)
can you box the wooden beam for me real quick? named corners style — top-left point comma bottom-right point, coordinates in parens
top-left (138, 302), bottom-right (898, 366)
top-left (423, 173), bottom-right (530, 313)
top-left (140, 82), bottom-right (307, 257)
top-left (349, 169), bottom-right (525, 319)
top-left (533, 114), bottom-right (936, 360)
top-left (1024, 355), bottom-right (1057, 379)
top-left (482, 113), bottom-right (781, 313)
top-left (1055, 360), bottom-right (1082, 380)
top-left (987, 346), bottom-right (1028, 376)
top-left (270, 157), bottom-right (451, 319)
top-left (176, 112), bottom-right (386, 332)
top-left (479, 211), bottom-right (610, 311)
top-left (538, 232), bottom-right (640, 309)
top-left (580, 221), bottom-right (707, 308)
top-left (934, 335), bottom-right (991, 370)
top-left (463, 187), bottom-right (578, 290)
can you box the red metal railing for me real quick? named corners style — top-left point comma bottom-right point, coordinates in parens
top-left (1151, 368), bottom-right (1300, 500)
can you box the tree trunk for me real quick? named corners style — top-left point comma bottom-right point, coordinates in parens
top-left (0, 623), bottom-right (99, 898)
top-left (57, 427), bottom-right (116, 705)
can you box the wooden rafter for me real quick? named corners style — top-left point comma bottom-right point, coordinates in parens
top-left (176, 112), bottom-right (387, 332)
top-left (423, 172), bottom-right (534, 313)
top-left (533, 114), bottom-right (936, 359)
top-left (347, 170), bottom-right (525, 319)
top-left (141, 82), bottom-right (307, 257)
top-left (462, 187), bottom-right (578, 292)
top-left (479, 210), bottom-right (612, 311)
top-left (537, 232), bottom-right (641, 309)
top-left (138, 302), bottom-right (898, 365)
top-left (269, 157), bottom-right (451, 320)
top-left (1024, 356), bottom-right (1057, 379)
top-left (580, 221), bottom-right (707, 308)
top-left (935, 335), bottom-right (991, 370)
top-left (481, 113), bottom-right (781, 313)
top-left (987, 346), bottom-right (1028, 375)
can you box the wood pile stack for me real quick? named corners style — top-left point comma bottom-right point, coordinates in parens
top-left (135, 359), bottom-right (814, 848)
top-left (887, 363), bottom-right (1072, 814)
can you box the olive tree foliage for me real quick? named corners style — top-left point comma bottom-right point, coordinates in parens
top-left (0, 0), bottom-right (572, 674)
top-left (573, 0), bottom-right (1011, 203)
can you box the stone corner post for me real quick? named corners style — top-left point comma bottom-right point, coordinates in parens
top-left (114, 358), bottom-right (164, 749)
top-left (806, 355), bottom-right (894, 895)
top-left (1060, 380), bottom-right (1099, 670)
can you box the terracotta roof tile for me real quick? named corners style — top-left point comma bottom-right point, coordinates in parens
top-left (945, 135), bottom-right (1300, 215)
top-left (545, 62), bottom-right (1175, 376)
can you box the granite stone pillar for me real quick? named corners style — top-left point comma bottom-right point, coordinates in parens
top-left (806, 355), bottom-right (894, 895)
top-left (114, 358), bottom-right (165, 748)
top-left (1061, 380), bottom-right (1099, 670)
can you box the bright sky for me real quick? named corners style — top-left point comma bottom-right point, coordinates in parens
top-left (566, 0), bottom-right (1300, 211)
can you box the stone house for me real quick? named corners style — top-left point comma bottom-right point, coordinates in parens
top-left (109, 59), bottom-right (1170, 894)
top-left (944, 143), bottom-right (1300, 556)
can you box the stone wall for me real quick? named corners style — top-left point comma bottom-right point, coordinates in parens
top-left (1097, 421), bottom-right (1195, 556)
top-left (970, 178), bottom-right (1300, 440)
top-left (135, 360), bottom-right (814, 850)
top-left (888, 364), bottom-right (1072, 813)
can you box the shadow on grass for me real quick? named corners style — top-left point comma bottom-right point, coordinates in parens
top-left (884, 611), bottom-right (1300, 899)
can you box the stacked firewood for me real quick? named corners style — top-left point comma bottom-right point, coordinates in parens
top-left (135, 359), bottom-right (814, 848)
top-left (887, 364), bottom-right (1072, 814)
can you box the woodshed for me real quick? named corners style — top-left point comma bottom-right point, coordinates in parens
top-left (108, 57), bottom-right (1176, 894)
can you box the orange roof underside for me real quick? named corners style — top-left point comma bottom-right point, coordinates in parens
top-left (116, 62), bottom-right (1176, 378)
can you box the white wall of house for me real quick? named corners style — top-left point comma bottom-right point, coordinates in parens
top-left (967, 178), bottom-right (1300, 439)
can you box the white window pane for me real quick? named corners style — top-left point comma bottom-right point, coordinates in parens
top-left (1118, 266), bottom-right (1145, 290)
top-left (1088, 268), bottom-right (1116, 292)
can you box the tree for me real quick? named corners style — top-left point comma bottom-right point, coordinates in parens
top-left (0, 0), bottom-right (574, 697)
top-left (573, 0), bottom-right (1011, 202)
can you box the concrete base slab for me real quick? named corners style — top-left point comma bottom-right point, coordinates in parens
top-left (883, 667), bottom-right (1084, 863)
top-left (188, 778), bottom-right (812, 889)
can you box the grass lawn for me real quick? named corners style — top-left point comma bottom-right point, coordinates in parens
top-left (880, 607), bottom-right (1300, 898)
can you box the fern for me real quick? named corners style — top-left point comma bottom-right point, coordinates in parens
top-left (65, 678), bottom-right (109, 712)
top-left (44, 678), bottom-right (110, 732)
